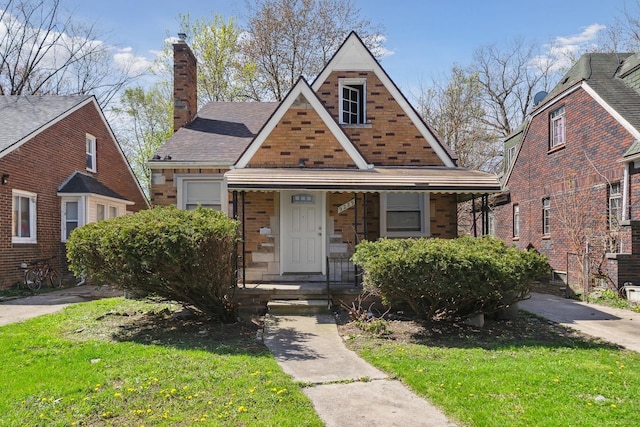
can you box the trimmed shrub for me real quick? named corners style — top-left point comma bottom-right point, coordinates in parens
top-left (66, 206), bottom-right (238, 321)
top-left (352, 236), bottom-right (549, 319)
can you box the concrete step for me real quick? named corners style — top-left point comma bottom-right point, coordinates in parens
top-left (267, 299), bottom-right (331, 315)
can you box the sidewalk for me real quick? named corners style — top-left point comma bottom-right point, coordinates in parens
top-left (520, 292), bottom-right (640, 352)
top-left (263, 314), bottom-right (456, 427)
top-left (0, 285), bottom-right (122, 326)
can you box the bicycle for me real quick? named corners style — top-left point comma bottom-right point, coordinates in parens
top-left (23, 256), bottom-right (61, 290)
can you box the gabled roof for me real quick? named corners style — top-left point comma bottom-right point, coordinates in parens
top-left (235, 77), bottom-right (370, 169)
top-left (58, 171), bottom-right (132, 204)
top-left (151, 102), bottom-right (278, 167)
top-left (504, 52), bottom-right (640, 186)
top-left (0, 95), bottom-right (93, 157)
top-left (311, 31), bottom-right (457, 167)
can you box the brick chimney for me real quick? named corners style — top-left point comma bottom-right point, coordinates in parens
top-left (173, 34), bottom-right (197, 133)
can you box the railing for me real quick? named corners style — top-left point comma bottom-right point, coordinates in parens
top-left (326, 254), bottom-right (360, 307)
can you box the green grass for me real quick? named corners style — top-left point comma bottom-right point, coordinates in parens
top-left (345, 315), bottom-right (640, 427)
top-left (587, 289), bottom-right (640, 313)
top-left (0, 298), bottom-right (322, 426)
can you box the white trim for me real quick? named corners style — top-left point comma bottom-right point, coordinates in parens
top-left (311, 33), bottom-right (455, 168)
top-left (235, 78), bottom-right (369, 170)
top-left (280, 191), bottom-right (326, 274)
top-left (60, 197), bottom-right (83, 242)
top-left (11, 189), bottom-right (37, 244)
top-left (56, 192), bottom-right (134, 206)
top-left (86, 133), bottom-right (97, 172)
top-left (582, 82), bottom-right (640, 141)
top-left (339, 78), bottom-right (367, 125)
top-left (379, 192), bottom-right (430, 238)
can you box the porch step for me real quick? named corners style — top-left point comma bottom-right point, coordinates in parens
top-left (267, 299), bottom-right (331, 315)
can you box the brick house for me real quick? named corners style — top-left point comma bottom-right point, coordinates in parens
top-left (150, 32), bottom-right (501, 286)
top-left (0, 95), bottom-right (148, 288)
top-left (493, 52), bottom-right (640, 290)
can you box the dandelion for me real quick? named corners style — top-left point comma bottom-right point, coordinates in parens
top-left (611, 404), bottom-right (617, 408)
top-left (170, 388), bottom-right (177, 394)
top-left (277, 388), bottom-right (287, 395)
top-left (249, 388), bottom-right (256, 393)
top-left (183, 385), bottom-right (188, 390)
top-left (416, 369), bottom-right (424, 373)
top-left (114, 392), bottom-right (122, 397)
top-left (251, 370), bottom-right (261, 376)
top-left (146, 408), bottom-right (152, 414)
top-left (608, 371), bottom-right (614, 375)
top-left (153, 378), bottom-right (159, 382)
top-left (553, 378), bottom-right (559, 383)
top-left (469, 393), bottom-right (474, 397)
top-left (587, 402), bottom-right (593, 406)
top-left (208, 401), bottom-right (213, 405)
top-left (237, 405), bottom-right (248, 413)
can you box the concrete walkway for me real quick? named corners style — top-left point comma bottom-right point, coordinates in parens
top-left (0, 285), bottom-right (122, 326)
top-left (520, 292), bottom-right (640, 352)
top-left (263, 314), bottom-right (456, 427)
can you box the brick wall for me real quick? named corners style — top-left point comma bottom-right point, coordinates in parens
top-left (318, 71), bottom-right (445, 166)
top-left (248, 107), bottom-right (357, 168)
top-left (493, 87), bottom-right (639, 287)
top-left (173, 40), bottom-right (197, 132)
top-left (0, 101), bottom-right (147, 288)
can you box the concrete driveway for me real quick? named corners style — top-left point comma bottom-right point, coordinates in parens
top-left (520, 292), bottom-right (640, 352)
top-left (0, 285), bottom-right (122, 326)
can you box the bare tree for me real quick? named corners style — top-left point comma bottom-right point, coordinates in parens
top-left (0, 0), bottom-right (142, 106)
top-left (470, 38), bottom-right (557, 138)
top-left (242, 0), bottom-right (385, 101)
top-left (416, 65), bottom-right (500, 172)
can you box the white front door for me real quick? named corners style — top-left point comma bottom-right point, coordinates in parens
top-left (281, 191), bottom-right (324, 274)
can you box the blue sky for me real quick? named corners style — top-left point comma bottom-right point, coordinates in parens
top-left (67, 0), bottom-right (635, 92)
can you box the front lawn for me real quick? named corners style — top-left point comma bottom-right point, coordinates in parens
top-left (0, 298), bottom-right (322, 426)
top-left (340, 311), bottom-right (640, 427)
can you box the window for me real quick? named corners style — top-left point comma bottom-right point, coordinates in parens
top-left (487, 211), bottom-right (495, 236)
top-left (381, 193), bottom-right (429, 237)
top-left (609, 182), bottom-right (622, 229)
top-left (96, 203), bottom-right (106, 221)
top-left (109, 206), bottom-right (118, 219)
top-left (542, 198), bottom-right (550, 235)
top-left (550, 106), bottom-right (565, 148)
top-left (63, 200), bottom-right (79, 241)
top-left (339, 80), bottom-right (365, 124)
top-left (505, 145), bottom-right (517, 171)
top-left (86, 134), bottom-right (96, 171)
top-left (513, 204), bottom-right (520, 238)
top-left (183, 180), bottom-right (222, 210)
top-left (12, 190), bottom-right (37, 243)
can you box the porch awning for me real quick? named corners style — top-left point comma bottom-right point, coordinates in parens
top-left (225, 167), bottom-right (502, 193)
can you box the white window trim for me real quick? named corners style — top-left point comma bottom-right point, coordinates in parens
top-left (339, 78), bottom-right (367, 125)
top-left (550, 106), bottom-right (565, 148)
top-left (513, 204), bottom-right (520, 238)
top-left (61, 197), bottom-right (84, 243)
top-left (86, 133), bottom-right (97, 172)
top-left (12, 189), bottom-right (37, 244)
top-left (175, 174), bottom-right (227, 214)
top-left (380, 192), bottom-right (430, 238)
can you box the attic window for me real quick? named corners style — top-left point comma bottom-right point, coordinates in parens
top-left (86, 134), bottom-right (97, 172)
top-left (339, 79), bottom-right (366, 124)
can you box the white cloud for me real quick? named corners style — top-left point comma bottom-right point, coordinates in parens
top-left (112, 46), bottom-right (154, 76)
top-left (363, 33), bottom-right (395, 58)
top-left (533, 24), bottom-right (606, 72)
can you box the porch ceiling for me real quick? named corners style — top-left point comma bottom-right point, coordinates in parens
top-left (225, 167), bottom-right (501, 193)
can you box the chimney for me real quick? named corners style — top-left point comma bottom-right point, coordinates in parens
top-left (173, 35), bottom-right (197, 133)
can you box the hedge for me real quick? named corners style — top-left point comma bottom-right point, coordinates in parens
top-left (66, 206), bottom-right (238, 321)
top-left (352, 236), bottom-right (549, 319)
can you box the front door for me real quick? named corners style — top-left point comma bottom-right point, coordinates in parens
top-left (281, 191), bottom-right (324, 274)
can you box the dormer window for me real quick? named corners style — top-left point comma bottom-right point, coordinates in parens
top-left (339, 79), bottom-right (366, 124)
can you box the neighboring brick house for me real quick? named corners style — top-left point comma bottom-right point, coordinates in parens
top-left (150, 32), bottom-right (501, 285)
top-left (0, 95), bottom-right (148, 288)
top-left (493, 52), bottom-right (640, 290)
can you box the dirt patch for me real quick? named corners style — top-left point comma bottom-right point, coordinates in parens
top-left (335, 308), bottom-right (617, 350)
top-left (68, 305), bottom-right (265, 354)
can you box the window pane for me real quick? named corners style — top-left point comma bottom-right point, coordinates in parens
top-left (387, 211), bottom-right (421, 231)
top-left (20, 196), bottom-right (31, 237)
top-left (387, 193), bottom-right (421, 210)
top-left (109, 206), bottom-right (117, 218)
top-left (184, 180), bottom-right (222, 210)
top-left (97, 204), bottom-right (105, 221)
top-left (66, 201), bottom-right (78, 220)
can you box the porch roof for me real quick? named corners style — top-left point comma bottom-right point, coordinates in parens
top-left (225, 167), bottom-right (501, 193)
